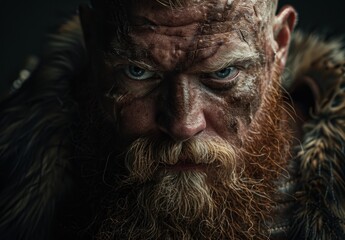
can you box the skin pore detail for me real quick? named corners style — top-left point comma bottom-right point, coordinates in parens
top-left (77, 0), bottom-right (294, 238)
top-left (89, 0), bottom-right (286, 159)
top-left (107, 0), bottom-right (269, 68)
top-left (10, 0), bottom-right (345, 238)
top-left (97, 1), bottom-right (269, 148)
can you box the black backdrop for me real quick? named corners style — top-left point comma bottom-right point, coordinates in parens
top-left (1, 0), bottom-right (345, 96)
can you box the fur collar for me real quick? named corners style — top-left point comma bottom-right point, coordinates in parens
top-left (272, 32), bottom-right (345, 239)
top-left (0, 16), bottom-right (84, 240)
top-left (0, 17), bottom-right (344, 240)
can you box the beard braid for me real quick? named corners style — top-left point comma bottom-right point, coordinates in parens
top-left (91, 62), bottom-right (292, 239)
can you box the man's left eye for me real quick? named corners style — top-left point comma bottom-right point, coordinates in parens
top-left (209, 67), bottom-right (239, 80)
top-left (124, 65), bottom-right (155, 80)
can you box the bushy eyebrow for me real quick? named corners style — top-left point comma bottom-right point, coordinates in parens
top-left (195, 49), bottom-right (261, 73)
top-left (105, 47), bottom-right (260, 73)
top-left (104, 54), bottom-right (158, 71)
top-left (127, 59), bottom-right (157, 71)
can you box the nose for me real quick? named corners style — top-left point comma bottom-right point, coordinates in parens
top-left (158, 74), bottom-right (207, 142)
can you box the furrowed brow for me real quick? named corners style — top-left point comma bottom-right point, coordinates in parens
top-left (197, 49), bottom-right (261, 73)
top-left (104, 53), bottom-right (158, 71)
top-left (127, 60), bottom-right (158, 71)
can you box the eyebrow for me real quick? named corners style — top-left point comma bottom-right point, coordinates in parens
top-left (105, 47), bottom-right (261, 73)
top-left (104, 53), bottom-right (158, 71)
top-left (194, 49), bottom-right (261, 73)
top-left (128, 59), bottom-right (158, 71)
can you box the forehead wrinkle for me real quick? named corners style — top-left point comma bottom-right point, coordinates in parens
top-left (130, 5), bottom-right (201, 28)
top-left (127, 30), bottom-right (255, 55)
top-left (130, 0), bottom-right (226, 27)
top-left (130, 22), bottom-right (199, 38)
top-left (133, 23), bottom-right (253, 38)
top-left (106, 30), bottom-right (259, 72)
top-left (226, 0), bottom-right (270, 27)
top-left (105, 46), bottom-right (259, 74)
top-left (128, 0), bottom-right (263, 35)
top-left (130, 6), bottom-right (261, 38)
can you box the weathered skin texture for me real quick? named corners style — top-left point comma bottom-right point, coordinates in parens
top-left (77, 0), bottom-right (297, 238)
top-left (98, 0), bottom-right (277, 148)
top-left (2, 0), bottom-right (345, 239)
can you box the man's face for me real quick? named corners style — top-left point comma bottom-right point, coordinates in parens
top-left (80, 0), bottom-right (296, 239)
top-left (101, 0), bottom-right (275, 147)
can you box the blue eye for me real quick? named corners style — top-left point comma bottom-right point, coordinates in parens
top-left (124, 65), bottom-right (155, 80)
top-left (210, 67), bottom-right (239, 80)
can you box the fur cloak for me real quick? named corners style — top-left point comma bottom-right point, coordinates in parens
top-left (0, 16), bottom-right (344, 240)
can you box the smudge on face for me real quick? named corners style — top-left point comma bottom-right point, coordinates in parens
top-left (81, 0), bottom-right (291, 239)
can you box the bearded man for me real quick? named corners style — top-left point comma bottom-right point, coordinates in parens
top-left (1, 0), bottom-right (345, 239)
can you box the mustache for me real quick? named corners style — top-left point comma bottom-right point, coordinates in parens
top-left (99, 135), bottom-right (276, 240)
top-left (123, 136), bottom-right (238, 183)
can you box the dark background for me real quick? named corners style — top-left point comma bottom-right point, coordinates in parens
top-left (1, 0), bottom-right (345, 96)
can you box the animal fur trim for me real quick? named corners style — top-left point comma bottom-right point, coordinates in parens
top-left (272, 32), bottom-right (345, 240)
top-left (0, 16), bottom-right (345, 240)
top-left (0, 16), bottom-right (85, 239)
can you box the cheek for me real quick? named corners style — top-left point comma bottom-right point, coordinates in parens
top-left (117, 97), bottom-right (157, 141)
top-left (205, 78), bottom-right (261, 143)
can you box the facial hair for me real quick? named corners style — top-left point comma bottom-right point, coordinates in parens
top-left (95, 82), bottom-right (292, 240)
top-left (81, 62), bottom-right (292, 240)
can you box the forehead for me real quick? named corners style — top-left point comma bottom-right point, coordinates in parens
top-left (107, 0), bottom-right (271, 70)
top-left (129, 0), bottom-right (267, 25)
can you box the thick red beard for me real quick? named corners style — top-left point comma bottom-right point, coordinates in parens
top-left (92, 75), bottom-right (292, 240)
top-left (66, 57), bottom-right (292, 240)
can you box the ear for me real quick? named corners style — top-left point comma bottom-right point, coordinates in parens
top-left (273, 6), bottom-right (297, 68)
top-left (79, 4), bottom-right (98, 55)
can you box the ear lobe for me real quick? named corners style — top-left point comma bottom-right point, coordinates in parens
top-left (274, 6), bottom-right (297, 67)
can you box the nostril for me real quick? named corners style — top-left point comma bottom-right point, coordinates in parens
top-left (158, 114), bottom-right (206, 142)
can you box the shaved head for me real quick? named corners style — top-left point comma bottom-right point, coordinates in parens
top-left (88, 0), bottom-right (279, 46)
